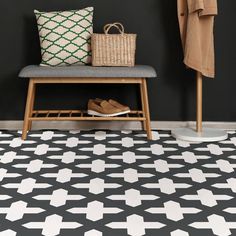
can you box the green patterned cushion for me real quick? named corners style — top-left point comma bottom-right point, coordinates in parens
top-left (34, 7), bottom-right (94, 66)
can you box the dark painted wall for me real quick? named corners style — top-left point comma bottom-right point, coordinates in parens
top-left (0, 0), bottom-right (235, 121)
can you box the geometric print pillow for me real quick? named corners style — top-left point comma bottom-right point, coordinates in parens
top-left (34, 7), bottom-right (94, 66)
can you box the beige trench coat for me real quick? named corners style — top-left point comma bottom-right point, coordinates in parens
top-left (177, 0), bottom-right (218, 78)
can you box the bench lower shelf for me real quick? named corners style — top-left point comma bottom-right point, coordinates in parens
top-left (30, 110), bottom-right (146, 121)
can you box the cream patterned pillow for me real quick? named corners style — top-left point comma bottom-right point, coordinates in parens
top-left (35, 7), bottom-right (94, 66)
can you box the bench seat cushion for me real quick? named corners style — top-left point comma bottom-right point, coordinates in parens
top-left (19, 65), bottom-right (157, 78)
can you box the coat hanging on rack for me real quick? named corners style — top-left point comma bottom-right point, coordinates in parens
top-left (177, 0), bottom-right (218, 78)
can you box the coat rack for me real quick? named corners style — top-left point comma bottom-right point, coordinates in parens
top-left (172, 71), bottom-right (228, 142)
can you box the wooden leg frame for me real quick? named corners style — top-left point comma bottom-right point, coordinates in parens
top-left (22, 79), bottom-right (35, 140)
top-left (22, 77), bottom-right (153, 140)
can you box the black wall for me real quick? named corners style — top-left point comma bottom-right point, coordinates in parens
top-left (0, 0), bottom-right (235, 121)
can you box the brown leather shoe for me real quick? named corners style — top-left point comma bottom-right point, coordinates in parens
top-left (88, 99), bottom-right (129, 117)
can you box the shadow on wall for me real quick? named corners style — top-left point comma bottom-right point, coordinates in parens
top-left (22, 14), bottom-right (41, 65)
top-left (158, 0), bottom-right (196, 121)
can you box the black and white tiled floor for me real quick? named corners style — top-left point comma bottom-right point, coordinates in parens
top-left (0, 130), bottom-right (236, 236)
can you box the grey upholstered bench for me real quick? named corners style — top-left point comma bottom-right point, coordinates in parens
top-left (19, 65), bottom-right (157, 140)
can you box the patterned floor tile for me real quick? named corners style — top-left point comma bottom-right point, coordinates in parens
top-left (0, 130), bottom-right (236, 236)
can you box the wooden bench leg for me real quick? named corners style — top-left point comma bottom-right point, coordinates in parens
top-left (140, 78), bottom-right (152, 140)
top-left (140, 83), bottom-right (147, 131)
top-left (22, 79), bottom-right (35, 140)
top-left (28, 84), bottom-right (36, 131)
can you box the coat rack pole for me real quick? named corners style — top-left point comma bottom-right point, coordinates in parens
top-left (196, 71), bottom-right (203, 133)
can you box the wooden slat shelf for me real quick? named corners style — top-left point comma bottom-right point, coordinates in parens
top-left (29, 110), bottom-right (145, 121)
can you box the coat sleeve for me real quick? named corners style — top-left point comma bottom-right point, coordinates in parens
top-left (200, 0), bottom-right (218, 16)
top-left (187, 0), bottom-right (218, 16)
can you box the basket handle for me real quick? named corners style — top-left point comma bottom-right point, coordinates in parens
top-left (104, 22), bottom-right (125, 35)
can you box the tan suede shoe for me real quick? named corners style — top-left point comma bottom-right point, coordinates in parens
top-left (94, 98), bottom-right (131, 113)
top-left (88, 99), bottom-right (130, 117)
top-left (108, 99), bottom-right (131, 113)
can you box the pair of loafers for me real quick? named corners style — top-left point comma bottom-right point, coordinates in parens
top-left (88, 98), bottom-right (130, 117)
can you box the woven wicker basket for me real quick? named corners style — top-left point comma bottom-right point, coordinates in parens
top-left (91, 23), bottom-right (137, 67)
